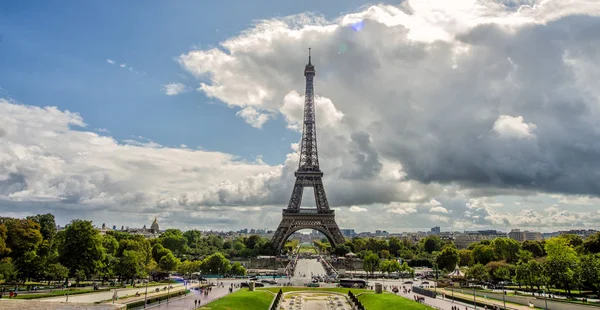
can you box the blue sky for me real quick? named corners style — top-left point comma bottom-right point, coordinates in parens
top-left (0, 0), bottom-right (387, 164)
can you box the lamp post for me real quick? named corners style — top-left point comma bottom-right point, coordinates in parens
top-left (65, 282), bottom-right (70, 302)
top-left (433, 263), bottom-right (438, 295)
top-left (143, 277), bottom-right (149, 309)
top-left (502, 290), bottom-right (506, 310)
top-left (473, 285), bottom-right (477, 310)
top-left (167, 280), bottom-right (170, 304)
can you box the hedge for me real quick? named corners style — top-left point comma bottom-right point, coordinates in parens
top-left (126, 289), bottom-right (190, 309)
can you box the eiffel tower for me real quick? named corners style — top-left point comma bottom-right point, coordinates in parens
top-left (271, 48), bottom-right (345, 252)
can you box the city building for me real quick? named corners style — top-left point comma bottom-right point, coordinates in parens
top-left (509, 229), bottom-right (543, 242)
top-left (340, 229), bottom-right (356, 238)
top-left (454, 230), bottom-right (507, 249)
top-left (430, 226), bottom-right (441, 235)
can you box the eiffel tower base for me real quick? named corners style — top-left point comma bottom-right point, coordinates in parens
top-left (272, 210), bottom-right (346, 252)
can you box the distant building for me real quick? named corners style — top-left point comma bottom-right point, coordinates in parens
top-left (558, 229), bottom-right (597, 238)
top-left (509, 229), bottom-right (542, 242)
top-left (454, 230), bottom-right (506, 249)
top-left (150, 218), bottom-right (159, 233)
top-left (508, 229), bottom-right (525, 241)
top-left (340, 229), bottom-right (356, 238)
top-left (430, 226), bottom-right (441, 235)
top-left (101, 223), bottom-right (106, 230)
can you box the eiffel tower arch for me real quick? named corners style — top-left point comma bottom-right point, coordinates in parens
top-left (272, 49), bottom-right (345, 252)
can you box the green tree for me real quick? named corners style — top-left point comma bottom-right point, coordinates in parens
top-left (363, 251), bottom-right (380, 276)
top-left (493, 265), bottom-right (512, 282)
top-left (472, 244), bottom-right (496, 265)
top-left (466, 263), bottom-right (489, 282)
top-left (333, 244), bottom-right (351, 256)
top-left (102, 234), bottom-right (119, 256)
top-left (43, 262), bottom-right (69, 282)
top-left (152, 243), bottom-right (171, 263)
top-left (158, 251), bottom-right (180, 272)
top-left (544, 237), bottom-right (579, 297)
top-left (58, 220), bottom-right (105, 281)
top-left (183, 230), bottom-right (202, 248)
top-left (230, 262), bottom-right (247, 276)
top-left (522, 240), bottom-right (545, 257)
top-left (116, 250), bottom-right (146, 283)
top-left (2, 218), bottom-right (43, 281)
top-left (380, 259), bottom-right (401, 277)
top-left (584, 233), bottom-right (600, 254)
top-left (399, 261), bottom-right (414, 279)
top-left (201, 252), bottom-right (231, 275)
top-left (0, 257), bottom-right (17, 281)
top-left (380, 249), bottom-right (391, 259)
top-left (458, 249), bottom-right (474, 266)
top-left (578, 254), bottom-right (600, 295)
top-left (515, 259), bottom-right (542, 294)
top-left (436, 245), bottom-right (459, 271)
top-left (388, 237), bottom-right (402, 256)
top-left (0, 223), bottom-right (10, 256)
top-left (26, 214), bottom-right (57, 242)
top-left (422, 236), bottom-right (443, 254)
top-left (178, 260), bottom-right (201, 279)
top-left (492, 238), bottom-right (521, 263)
top-left (160, 229), bottom-right (188, 255)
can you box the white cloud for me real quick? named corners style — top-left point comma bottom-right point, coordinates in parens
top-left (493, 115), bottom-right (536, 139)
top-left (120, 63), bottom-right (126, 68)
top-left (430, 206), bottom-right (449, 214)
top-left (349, 206), bottom-right (367, 212)
top-left (106, 59), bottom-right (115, 65)
top-left (0, 98), bottom-right (278, 229)
top-left (163, 83), bottom-right (187, 96)
top-left (5, 0), bottom-right (600, 231)
top-left (235, 107), bottom-right (271, 128)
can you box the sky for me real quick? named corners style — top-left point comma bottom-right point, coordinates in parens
top-left (2, 0), bottom-right (600, 233)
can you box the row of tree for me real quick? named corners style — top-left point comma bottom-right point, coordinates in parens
top-left (328, 233), bottom-right (600, 297)
top-left (0, 215), bottom-right (262, 284)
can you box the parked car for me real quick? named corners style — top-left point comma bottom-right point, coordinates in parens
top-left (255, 282), bottom-right (265, 287)
top-left (306, 282), bottom-right (320, 287)
top-left (404, 281), bottom-right (413, 284)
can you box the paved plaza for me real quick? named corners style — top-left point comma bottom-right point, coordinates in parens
top-left (279, 292), bottom-right (352, 310)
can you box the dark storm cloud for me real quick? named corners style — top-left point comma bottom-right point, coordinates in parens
top-left (378, 16), bottom-right (600, 197)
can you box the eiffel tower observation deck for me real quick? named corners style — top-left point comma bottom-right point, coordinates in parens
top-left (271, 49), bottom-right (345, 252)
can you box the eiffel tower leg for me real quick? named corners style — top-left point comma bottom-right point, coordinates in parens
top-left (287, 180), bottom-right (304, 210)
top-left (313, 182), bottom-right (329, 211)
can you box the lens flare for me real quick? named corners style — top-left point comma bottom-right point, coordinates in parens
top-left (351, 20), bottom-right (364, 32)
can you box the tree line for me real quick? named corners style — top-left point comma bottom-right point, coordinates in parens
top-left (0, 214), bottom-right (275, 285)
top-left (329, 233), bottom-right (600, 297)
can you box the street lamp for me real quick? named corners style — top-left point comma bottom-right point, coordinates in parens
top-left (143, 277), bottom-right (149, 309)
top-left (473, 285), bottom-right (477, 310)
top-left (65, 282), bottom-right (70, 302)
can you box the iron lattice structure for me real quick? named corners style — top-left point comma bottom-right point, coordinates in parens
top-left (272, 49), bottom-right (345, 252)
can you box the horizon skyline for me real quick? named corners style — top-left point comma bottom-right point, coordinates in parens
top-left (3, 0), bottom-right (600, 233)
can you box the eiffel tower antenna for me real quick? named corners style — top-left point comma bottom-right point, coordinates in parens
top-left (271, 49), bottom-right (345, 252)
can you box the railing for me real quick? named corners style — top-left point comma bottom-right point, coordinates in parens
top-left (348, 291), bottom-right (366, 310)
top-left (283, 209), bottom-right (334, 214)
top-left (269, 289), bottom-right (283, 310)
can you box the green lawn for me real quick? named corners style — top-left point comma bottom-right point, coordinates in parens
top-left (199, 289), bottom-right (273, 310)
top-left (298, 246), bottom-right (317, 254)
top-left (258, 287), bottom-right (372, 295)
top-left (14, 288), bottom-right (111, 299)
top-left (357, 292), bottom-right (435, 310)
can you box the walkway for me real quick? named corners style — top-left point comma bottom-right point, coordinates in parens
top-left (41, 284), bottom-right (185, 303)
top-left (142, 286), bottom-right (234, 310)
top-left (292, 259), bottom-right (327, 285)
top-left (396, 287), bottom-right (534, 310)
